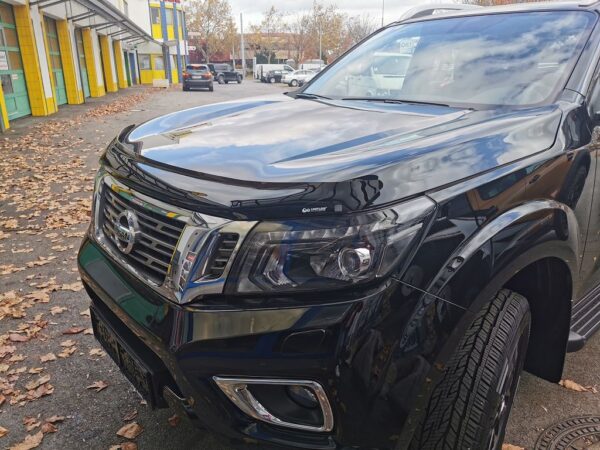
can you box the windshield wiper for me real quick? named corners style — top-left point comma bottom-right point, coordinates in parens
top-left (341, 97), bottom-right (451, 108)
top-left (294, 92), bottom-right (332, 100)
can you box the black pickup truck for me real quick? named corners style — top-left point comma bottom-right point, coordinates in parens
top-left (79, 3), bottom-right (600, 449)
top-left (207, 63), bottom-right (242, 84)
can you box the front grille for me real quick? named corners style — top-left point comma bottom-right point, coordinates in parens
top-left (205, 233), bottom-right (239, 279)
top-left (101, 188), bottom-right (185, 284)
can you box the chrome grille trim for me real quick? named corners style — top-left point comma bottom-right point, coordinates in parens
top-left (91, 173), bottom-right (257, 305)
top-left (102, 187), bottom-right (185, 284)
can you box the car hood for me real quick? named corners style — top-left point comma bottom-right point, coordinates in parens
top-left (104, 95), bottom-right (562, 219)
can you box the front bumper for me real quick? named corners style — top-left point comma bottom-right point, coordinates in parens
top-left (78, 236), bottom-right (465, 449)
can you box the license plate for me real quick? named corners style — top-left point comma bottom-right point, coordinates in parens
top-left (92, 311), bottom-right (154, 404)
top-left (192, 76), bottom-right (202, 80)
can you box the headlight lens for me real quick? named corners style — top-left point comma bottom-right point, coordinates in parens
top-left (228, 197), bottom-right (435, 294)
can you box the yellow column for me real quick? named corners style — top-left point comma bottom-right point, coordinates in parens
top-left (0, 83), bottom-right (9, 130)
top-left (81, 28), bottom-right (104, 97)
top-left (56, 20), bottom-right (83, 104)
top-left (99, 35), bottom-right (117, 93)
top-left (39, 15), bottom-right (58, 113)
top-left (113, 40), bottom-right (127, 89)
top-left (13, 5), bottom-right (53, 116)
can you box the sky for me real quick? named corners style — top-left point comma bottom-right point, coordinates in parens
top-left (227, 0), bottom-right (442, 28)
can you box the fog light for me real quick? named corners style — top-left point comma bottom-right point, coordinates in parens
top-left (338, 247), bottom-right (372, 278)
top-left (287, 385), bottom-right (319, 409)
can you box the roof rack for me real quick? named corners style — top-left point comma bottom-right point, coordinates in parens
top-left (398, 4), bottom-right (482, 21)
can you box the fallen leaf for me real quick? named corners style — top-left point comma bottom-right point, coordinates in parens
top-left (80, 309), bottom-right (90, 317)
top-left (45, 416), bottom-right (64, 424)
top-left (9, 334), bottom-right (29, 343)
top-left (122, 409), bottom-right (137, 421)
top-left (559, 379), bottom-right (589, 392)
top-left (9, 430), bottom-right (43, 450)
top-left (86, 380), bottom-right (108, 392)
top-left (0, 345), bottom-right (16, 357)
top-left (116, 422), bottom-right (143, 439)
top-left (49, 306), bottom-right (66, 316)
top-left (60, 339), bottom-right (76, 347)
top-left (40, 422), bottom-right (56, 434)
top-left (62, 327), bottom-right (85, 335)
top-left (60, 282), bottom-right (82, 292)
top-left (0, 426), bottom-right (8, 437)
top-left (167, 414), bottom-right (180, 427)
top-left (22, 417), bottom-right (40, 432)
top-left (502, 445), bottom-right (525, 450)
top-left (40, 353), bottom-right (56, 362)
top-left (25, 375), bottom-right (50, 391)
top-left (109, 444), bottom-right (137, 450)
top-left (9, 354), bottom-right (26, 362)
top-left (89, 348), bottom-right (106, 358)
top-left (57, 346), bottom-right (75, 358)
top-left (83, 328), bottom-right (93, 335)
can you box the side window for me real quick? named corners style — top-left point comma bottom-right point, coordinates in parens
top-left (139, 54), bottom-right (150, 70)
top-left (589, 69), bottom-right (600, 120)
top-left (150, 8), bottom-right (160, 25)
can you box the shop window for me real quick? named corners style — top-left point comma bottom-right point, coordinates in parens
top-left (154, 56), bottom-right (164, 70)
top-left (0, 3), bottom-right (15, 26)
top-left (150, 8), bottom-right (161, 25)
top-left (139, 54), bottom-right (150, 70)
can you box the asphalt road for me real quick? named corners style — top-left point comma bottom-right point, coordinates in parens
top-left (0, 80), bottom-right (598, 450)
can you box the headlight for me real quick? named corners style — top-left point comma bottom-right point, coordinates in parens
top-left (227, 197), bottom-right (435, 294)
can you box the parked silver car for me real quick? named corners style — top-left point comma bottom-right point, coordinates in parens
top-left (282, 70), bottom-right (316, 87)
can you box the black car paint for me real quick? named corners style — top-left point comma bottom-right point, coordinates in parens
top-left (208, 63), bottom-right (242, 83)
top-left (79, 4), bottom-right (600, 449)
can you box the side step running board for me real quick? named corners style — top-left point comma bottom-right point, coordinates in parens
top-left (569, 289), bottom-right (600, 352)
top-left (566, 331), bottom-right (585, 353)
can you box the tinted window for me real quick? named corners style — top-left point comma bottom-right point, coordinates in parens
top-left (186, 65), bottom-right (207, 72)
top-left (306, 11), bottom-right (595, 107)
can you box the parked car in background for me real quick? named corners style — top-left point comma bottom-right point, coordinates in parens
top-left (254, 63), bottom-right (295, 80)
top-left (282, 70), bottom-right (316, 87)
top-left (300, 59), bottom-right (325, 71)
top-left (79, 3), bottom-right (600, 450)
top-left (182, 64), bottom-right (213, 92)
top-left (263, 69), bottom-right (288, 84)
top-left (207, 63), bottom-right (242, 84)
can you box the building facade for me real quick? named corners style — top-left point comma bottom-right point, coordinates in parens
top-left (0, 0), bottom-right (188, 131)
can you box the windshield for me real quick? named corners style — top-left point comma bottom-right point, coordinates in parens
top-left (305, 11), bottom-right (595, 107)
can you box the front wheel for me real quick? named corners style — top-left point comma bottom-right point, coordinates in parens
top-left (237, 77), bottom-right (242, 84)
top-left (217, 75), bottom-right (225, 84)
top-left (410, 289), bottom-right (530, 450)
top-left (269, 77), bottom-right (276, 84)
top-left (290, 79), bottom-right (298, 87)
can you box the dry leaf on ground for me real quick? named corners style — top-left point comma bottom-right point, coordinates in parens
top-left (86, 380), bottom-right (108, 392)
top-left (62, 327), bottom-right (85, 335)
top-left (502, 445), bottom-right (525, 450)
top-left (559, 379), bottom-right (594, 393)
top-left (39, 353), bottom-right (56, 362)
top-left (60, 339), bottom-right (76, 347)
top-left (45, 416), bottom-right (65, 424)
top-left (109, 443), bottom-right (138, 450)
top-left (116, 422), bottom-right (143, 439)
top-left (40, 422), bottom-right (57, 434)
top-left (9, 430), bottom-right (43, 450)
top-left (167, 414), bottom-right (180, 427)
top-left (25, 375), bottom-right (50, 391)
top-left (122, 409), bottom-right (137, 421)
top-left (0, 426), bottom-right (8, 437)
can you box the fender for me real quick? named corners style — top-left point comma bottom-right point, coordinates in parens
top-left (420, 199), bottom-right (579, 381)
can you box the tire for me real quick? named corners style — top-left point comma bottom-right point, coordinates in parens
top-left (237, 76), bottom-right (242, 84)
top-left (410, 289), bottom-right (530, 450)
top-left (217, 75), bottom-right (225, 84)
top-left (290, 79), bottom-right (298, 87)
top-left (269, 77), bottom-right (276, 84)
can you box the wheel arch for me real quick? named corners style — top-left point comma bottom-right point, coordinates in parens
top-left (422, 199), bottom-right (580, 382)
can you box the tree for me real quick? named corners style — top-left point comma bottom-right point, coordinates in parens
top-left (286, 13), bottom-right (311, 64)
top-left (187, 0), bottom-right (236, 63)
top-left (299, 1), bottom-right (347, 64)
top-left (345, 14), bottom-right (377, 47)
top-left (250, 6), bottom-right (283, 64)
